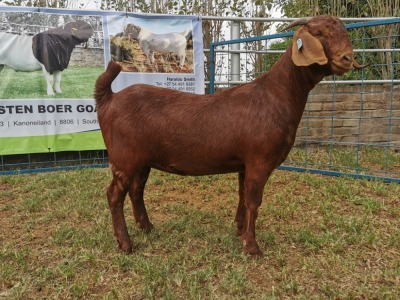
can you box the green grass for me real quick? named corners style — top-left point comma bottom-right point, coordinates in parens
top-left (287, 144), bottom-right (400, 178)
top-left (0, 65), bottom-right (103, 99)
top-left (0, 168), bottom-right (399, 299)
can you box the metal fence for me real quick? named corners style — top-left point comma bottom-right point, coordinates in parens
top-left (209, 18), bottom-right (400, 183)
top-left (1, 17), bottom-right (400, 183)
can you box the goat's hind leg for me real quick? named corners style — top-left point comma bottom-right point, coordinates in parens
top-left (234, 172), bottom-right (246, 236)
top-left (128, 167), bottom-right (154, 232)
top-left (107, 170), bottom-right (132, 253)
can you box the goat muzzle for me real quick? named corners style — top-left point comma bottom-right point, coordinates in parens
top-left (333, 52), bottom-right (368, 73)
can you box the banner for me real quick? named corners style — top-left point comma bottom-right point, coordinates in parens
top-left (0, 6), bottom-right (204, 155)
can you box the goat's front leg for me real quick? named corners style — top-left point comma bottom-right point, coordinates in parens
top-left (178, 52), bottom-right (185, 67)
top-left (107, 171), bottom-right (132, 253)
top-left (149, 51), bottom-right (156, 64)
top-left (145, 54), bottom-right (151, 64)
top-left (41, 66), bottom-right (55, 96)
top-left (128, 167), bottom-right (154, 232)
top-left (240, 164), bottom-right (272, 256)
top-left (143, 47), bottom-right (152, 64)
top-left (53, 70), bottom-right (62, 93)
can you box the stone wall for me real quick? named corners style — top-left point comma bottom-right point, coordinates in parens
top-left (295, 84), bottom-right (400, 147)
top-left (70, 47), bottom-right (104, 67)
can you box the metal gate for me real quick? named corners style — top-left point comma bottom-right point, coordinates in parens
top-left (209, 18), bottom-right (400, 183)
top-left (1, 17), bottom-right (399, 183)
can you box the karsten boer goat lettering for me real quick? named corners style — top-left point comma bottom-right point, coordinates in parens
top-left (94, 16), bottom-right (364, 256)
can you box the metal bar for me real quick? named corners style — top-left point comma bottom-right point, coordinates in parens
top-left (209, 45), bottom-right (216, 94)
top-left (230, 21), bottom-right (240, 83)
top-left (0, 164), bottom-right (109, 176)
top-left (346, 17), bottom-right (400, 29)
top-left (207, 79), bottom-right (400, 85)
top-left (201, 16), bottom-right (395, 22)
top-left (211, 48), bottom-right (400, 54)
top-left (278, 165), bottom-right (400, 184)
top-left (209, 18), bottom-right (400, 48)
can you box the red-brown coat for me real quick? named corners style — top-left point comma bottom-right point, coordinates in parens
top-left (94, 15), bottom-right (363, 256)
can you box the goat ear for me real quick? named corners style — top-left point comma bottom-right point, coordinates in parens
top-left (291, 28), bottom-right (328, 66)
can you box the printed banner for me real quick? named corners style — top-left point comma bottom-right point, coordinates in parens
top-left (0, 6), bottom-right (204, 155)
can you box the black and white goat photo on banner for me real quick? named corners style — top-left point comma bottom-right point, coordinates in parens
top-left (0, 10), bottom-right (102, 98)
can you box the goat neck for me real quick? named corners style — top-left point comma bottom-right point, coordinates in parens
top-left (260, 45), bottom-right (325, 113)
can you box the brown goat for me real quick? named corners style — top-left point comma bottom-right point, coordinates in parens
top-left (95, 15), bottom-right (363, 256)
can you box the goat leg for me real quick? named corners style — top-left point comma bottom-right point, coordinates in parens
top-left (41, 66), bottom-right (55, 96)
top-left (128, 167), bottom-right (154, 232)
top-left (234, 172), bottom-right (246, 236)
top-left (240, 165), bottom-right (272, 256)
top-left (54, 71), bottom-right (63, 94)
top-left (107, 173), bottom-right (133, 253)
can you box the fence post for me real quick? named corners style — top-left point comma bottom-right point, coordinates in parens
top-left (230, 21), bottom-right (240, 82)
top-left (209, 44), bottom-right (215, 94)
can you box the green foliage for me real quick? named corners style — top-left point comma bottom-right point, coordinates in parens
top-left (1, 0), bottom-right (85, 8)
top-left (262, 37), bottom-right (290, 72)
top-left (274, 0), bottom-right (372, 18)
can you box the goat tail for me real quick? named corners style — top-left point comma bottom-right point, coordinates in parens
top-left (94, 60), bottom-right (122, 107)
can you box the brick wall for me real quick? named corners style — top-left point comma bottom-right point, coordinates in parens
top-left (296, 84), bottom-right (400, 147)
top-left (70, 47), bottom-right (104, 67)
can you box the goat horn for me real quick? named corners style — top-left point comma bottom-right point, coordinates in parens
top-left (282, 17), bottom-right (312, 31)
top-left (353, 60), bottom-right (369, 70)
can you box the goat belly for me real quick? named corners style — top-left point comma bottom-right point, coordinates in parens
top-left (32, 31), bottom-right (75, 74)
top-left (0, 32), bottom-right (41, 71)
top-left (152, 157), bottom-right (244, 176)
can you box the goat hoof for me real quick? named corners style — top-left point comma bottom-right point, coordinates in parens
top-left (138, 221), bottom-right (154, 233)
top-left (244, 245), bottom-right (263, 257)
top-left (117, 240), bottom-right (133, 254)
top-left (242, 240), bottom-right (262, 256)
top-left (141, 223), bottom-right (154, 233)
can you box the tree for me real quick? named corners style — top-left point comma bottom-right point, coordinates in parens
top-left (0, 0), bottom-right (86, 8)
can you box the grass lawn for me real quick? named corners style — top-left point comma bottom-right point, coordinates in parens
top-left (0, 65), bottom-right (104, 99)
top-left (1, 168), bottom-right (399, 299)
top-left (287, 145), bottom-right (400, 180)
